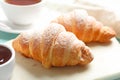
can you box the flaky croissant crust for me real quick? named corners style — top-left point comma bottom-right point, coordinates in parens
top-left (12, 23), bottom-right (93, 68)
top-left (52, 9), bottom-right (116, 43)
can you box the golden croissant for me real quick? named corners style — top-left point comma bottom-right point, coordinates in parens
top-left (12, 23), bottom-right (93, 68)
top-left (51, 9), bottom-right (116, 43)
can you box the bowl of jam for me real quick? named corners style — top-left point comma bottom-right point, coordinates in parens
top-left (0, 44), bottom-right (15, 80)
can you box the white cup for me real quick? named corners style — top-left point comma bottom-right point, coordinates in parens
top-left (0, 44), bottom-right (15, 80)
top-left (0, 0), bottom-right (45, 26)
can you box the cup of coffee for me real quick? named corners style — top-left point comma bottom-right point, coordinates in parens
top-left (0, 0), bottom-right (44, 26)
top-left (0, 44), bottom-right (15, 80)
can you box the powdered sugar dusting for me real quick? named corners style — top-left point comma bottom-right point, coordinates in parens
top-left (42, 23), bottom-right (66, 46)
top-left (20, 30), bottom-right (35, 44)
top-left (63, 14), bottom-right (73, 28)
top-left (69, 9), bottom-right (87, 29)
top-left (55, 32), bottom-right (77, 49)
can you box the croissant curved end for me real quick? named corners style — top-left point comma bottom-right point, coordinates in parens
top-left (98, 26), bottom-right (116, 42)
top-left (79, 46), bottom-right (94, 65)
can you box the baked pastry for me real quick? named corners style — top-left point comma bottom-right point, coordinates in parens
top-left (12, 23), bottom-right (93, 68)
top-left (52, 9), bottom-right (116, 43)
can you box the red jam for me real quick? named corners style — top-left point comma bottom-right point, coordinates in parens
top-left (0, 46), bottom-right (11, 65)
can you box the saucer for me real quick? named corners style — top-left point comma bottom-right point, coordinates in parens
top-left (0, 21), bottom-right (34, 34)
top-left (0, 7), bottom-right (60, 34)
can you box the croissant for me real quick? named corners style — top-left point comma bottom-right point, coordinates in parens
top-left (51, 9), bottom-right (116, 43)
top-left (12, 23), bottom-right (93, 68)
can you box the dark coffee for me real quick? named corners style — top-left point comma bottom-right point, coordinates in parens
top-left (5, 0), bottom-right (41, 5)
top-left (0, 46), bottom-right (12, 65)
